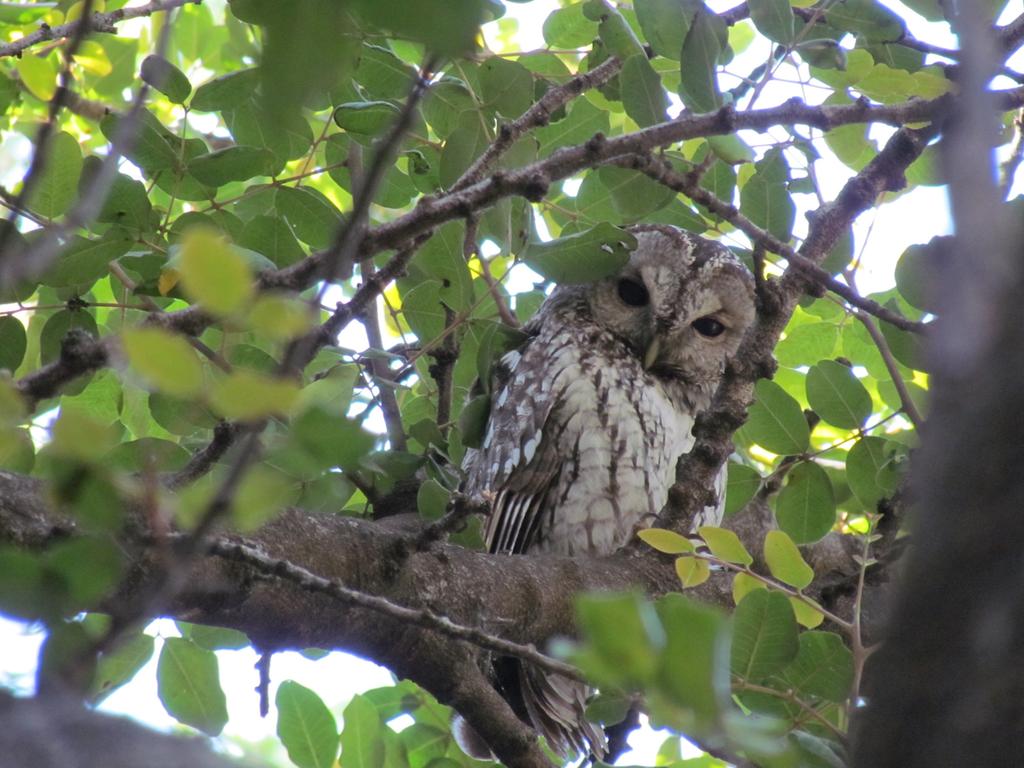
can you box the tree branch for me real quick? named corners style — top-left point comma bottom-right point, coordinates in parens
top-left (0, 0), bottom-right (199, 59)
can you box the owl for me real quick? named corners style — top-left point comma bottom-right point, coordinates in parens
top-left (458, 224), bottom-right (756, 760)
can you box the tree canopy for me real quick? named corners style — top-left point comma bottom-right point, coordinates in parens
top-left (1, 1), bottom-right (1023, 767)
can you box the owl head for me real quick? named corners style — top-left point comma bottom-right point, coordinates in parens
top-left (583, 224), bottom-right (755, 389)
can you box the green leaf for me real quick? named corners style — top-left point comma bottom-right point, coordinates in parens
top-left (292, 405), bottom-right (377, 471)
top-left (745, 379), bottom-right (810, 455)
top-left (16, 50), bottom-right (56, 100)
top-left (480, 56), bottom-right (534, 117)
top-left (101, 110), bottom-right (178, 174)
top-left (806, 360), bottom-right (872, 429)
top-left (740, 151), bottom-right (795, 242)
top-left (421, 79), bottom-right (475, 139)
top-left (780, 631), bottom-right (854, 703)
top-left (0, 427), bottom-right (34, 473)
top-left (846, 436), bottom-right (902, 509)
top-left (776, 462), bottom-right (836, 544)
top-left (191, 68), bottom-right (259, 112)
top-left (354, 44), bottom-right (417, 101)
top-left (140, 55), bottom-right (192, 104)
top-left (708, 133), bottom-right (755, 165)
top-left (536, 97), bottom-right (610, 157)
top-left (598, 165), bottom-right (675, 221)
top-left (43, 235), bottom-right (128, 289)
top-left (638, 528), bottom-right (695, 555)
top-left (825, 0), bottom-right (904, 42)
top-left (157, 637), bottom-right (229, 736)
top-left (621, 53), bottom-right (668, 128)
top-left (122, 327), bottom-right (204, 397)
top-left (275, 187), bottom-right (343, 250)
top-left (177, 227), bottom-right (254, 315)
top-left (400, 723), bottom-right (448, 767)
top-left (233, 465), bottom-right (295, 531)
top-left (0, 2), bottom-right (55, 24)
top-left (635, 0), bottom-right (697, 60)
top-left (46, 536), bottom-right (122, 611)
top-left (654, 593), bottom-right (731, 728)
top-left (748, 0), bottom-right (795, 44)
top-left (730, 590), bottom-right (799, 682)
top-left (576, 592), bottom-right (661, 685)
top-left (698, 526), bottom-right (753, 566)
top-left (763, 529), bottom-right (814, 589)
top-left (412, 220), bottom-right (474, 309)
top-left (82, 163), bottom-right (152, 230)
top-left (333, 100), bottom-right (400, 135)
top-left (522, 222), bottom-right (636, 284)
top-left (276, 680), bottom-right (339, 768)
top-left (542, 3), bottom-right (599, 48)
top-left (776, 322), bottom-right (840, 368)
top-left (183, 624), bottom-right (249, 651)
top-left (894, 239), bottom-right (943, 313)
top-left (90, 631), bottom-right (155, 704)
top-left (352, 0), bottom-right (486, 56)
top-left (237, 214), bottom-right (306, 268)
top-left (209, 370), bottom-right (299, 420)
top-left (678, 7), bottom-right (723, 113)
top-left (0, 316), bottom-right (27, 372)
top-left (402, 280), bottom-right (449, 344)
top-left (188, 145), bottom-right (275, 186)
top-left (439, 110), bottom-right (490, 189)
top-left (339, 694), bottom-right (385, 768)
top-left (724, 462), bottom-right (761, 517)
top-left (880, 302), bottom-right (928, 371)
top-left (25, 130), bottom-right (82, 218)
top-left (457, 394), bottom-right (490, 449)
top-left (595, 3), bottom-right (645, 59)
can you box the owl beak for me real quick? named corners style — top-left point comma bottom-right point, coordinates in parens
top-left (643, 336), bottom-right (661, 370)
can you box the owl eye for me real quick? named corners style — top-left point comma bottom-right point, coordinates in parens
top-left (692, 316), bottom-right (726, 337)
top-left (616, 278), bottom-right (649, 307)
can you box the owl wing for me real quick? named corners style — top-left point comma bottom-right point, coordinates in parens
top-left (462, 331), bottom-right (579, 555)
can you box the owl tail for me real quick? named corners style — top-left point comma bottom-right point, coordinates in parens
top-left (519, 663), bottom-right (608, 761)
top-left (452, 661), bottom-right (607, 763)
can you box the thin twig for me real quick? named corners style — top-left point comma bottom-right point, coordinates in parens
top-left (0, 0), bottom-right (199, 58)
top-left (416, 492), bottom-right (491, 549)
top-left (450, 55), bottom-right (622, 192)
top-left (855, 312), bottom-right (925, 429)
top-left (2, 8), bottom-right (177, 286)
top-left (166, 421), bottom-right (239, 490)
top-left (0, 0), bottom-right (94, 257)
top-left (360, 261), bottom-right (408, 452)
top-left (617, 152), bottom-right (929, 334)
top-left (733, 681), bottom-right (847, 742)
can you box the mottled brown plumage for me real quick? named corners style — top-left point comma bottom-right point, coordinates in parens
top-left (459, 224), bottom-right (755, 760)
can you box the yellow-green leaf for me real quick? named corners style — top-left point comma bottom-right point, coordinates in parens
top-left (209, 370), bottom-right (299, 420)
top-left (675, 554), bottom-right (710, 587)
top-left (698, 526), bottom-right (753, 566)
top-left (17, 51), bottom-right (57, 101)
top-left (178, 228), bottom-right (253, 316)
top-left (790, 596), bottom-right (825, 628)
top-left (732, 572), bottom-right (767, 604)
top-left (764, 530), bottom-right (814, 589)
top-left (248, 294), bottom-right (315, 341)
top-left (122, 327), bottom-right (204, 397)
top-left (638, 528), bottom-right (695, 555)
